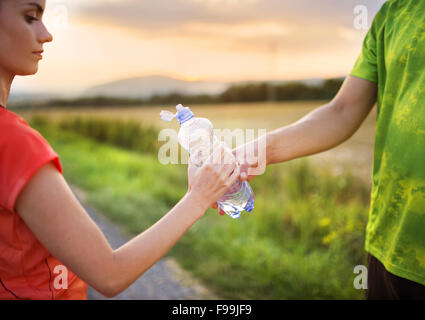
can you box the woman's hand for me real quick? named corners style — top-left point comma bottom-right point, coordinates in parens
top-left (187, 145), bottom-right (240, 214)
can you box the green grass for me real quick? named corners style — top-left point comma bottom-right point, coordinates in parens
top-left (31, 114), bottom-right (160, 155)
top-left (31, 120), bottom-right (370, 300)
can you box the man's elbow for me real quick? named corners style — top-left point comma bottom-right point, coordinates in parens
top-left (329, 98), bottom-right (345, 115)
top-left (327, 99), bottom-right (363, 144)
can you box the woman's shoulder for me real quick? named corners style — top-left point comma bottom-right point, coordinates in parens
top-left (0, 109), bottom-right (44, 145)
top-left (0, 109), bottom-right (62, 213)
top-left (0, 108), bottom-right (31, 129)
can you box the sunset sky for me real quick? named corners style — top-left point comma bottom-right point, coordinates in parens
top-left (12, 0), bottom-right (385, 96)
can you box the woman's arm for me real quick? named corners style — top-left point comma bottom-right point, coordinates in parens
top-left (15, 147), bottom-right (239, 298)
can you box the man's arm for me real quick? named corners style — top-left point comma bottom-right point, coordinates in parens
top-left (266, 76), bottom-right (377, 164)
top-left (235, 76), bottom-right (377, 177)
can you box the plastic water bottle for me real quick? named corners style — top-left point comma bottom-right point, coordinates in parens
top-left (160, 104), bottom-right (254, 219)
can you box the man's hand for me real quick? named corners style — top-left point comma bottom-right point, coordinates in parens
top-left (233, 137), bottom-right (267, 181)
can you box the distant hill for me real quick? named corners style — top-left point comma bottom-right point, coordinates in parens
top-left (83, 75), bottom-right (230, 98)
top-left (8, 76), bottom-right (337, 109)
top-left (82, 75), bottom-right (329, 99)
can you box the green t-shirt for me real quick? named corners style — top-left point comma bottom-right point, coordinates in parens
top-left (350, 0), bottom-right (425, 286)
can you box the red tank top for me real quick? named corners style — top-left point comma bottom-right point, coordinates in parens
top-left (0, 108), bottom-right (87, 300)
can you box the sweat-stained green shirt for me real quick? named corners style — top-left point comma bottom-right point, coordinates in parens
top-left (350, 0), bottom-right (425, 286)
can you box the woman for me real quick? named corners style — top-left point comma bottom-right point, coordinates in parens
top-left (0, 0), bottom-right (239, 299)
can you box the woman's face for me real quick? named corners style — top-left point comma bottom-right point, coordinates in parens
top-left (0, 0), bottom-right (52, 76)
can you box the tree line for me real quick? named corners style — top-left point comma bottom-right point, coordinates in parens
top-left (11, 77), bottom-right (344, 109)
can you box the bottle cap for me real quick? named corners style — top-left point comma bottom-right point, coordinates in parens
top-left (160, 104), bottom-right (194, 124)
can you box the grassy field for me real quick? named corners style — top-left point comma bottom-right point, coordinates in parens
top-left (18, 101), bottom-right (376, 299)
top-left (18, 101), bottom-right (377, 182)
